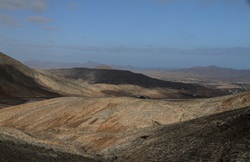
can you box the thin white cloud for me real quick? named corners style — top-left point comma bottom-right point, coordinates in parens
top-left (0, 0), bottom-right (47, 12)
top-left (27, 16), bottom-right (50, 24)
top-left (46, 39), bottom-right (55, 43)
top-left (0, 14), bottom-right (22, 27)
top-left (43, 26), bottom-right (57, 31)
top-left (67, 3), bottom-right (79, 11)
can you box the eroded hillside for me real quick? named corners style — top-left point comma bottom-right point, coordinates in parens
top-left (0, 92), bottom-right (249, 161)
top-left (1, 52), bottom-right (250, 161)
top-left (44, 68), bottom-right (228, 98)
top-left (0, 52), bottom-right (228, 108)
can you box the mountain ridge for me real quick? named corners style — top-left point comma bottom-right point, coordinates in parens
top-left (0, 52), bottom-right (60, 99)
top-left (45, 67), bottom-right (228, 98)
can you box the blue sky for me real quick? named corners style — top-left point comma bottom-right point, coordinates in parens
top-left (0, 0), bottom-right (250, 69)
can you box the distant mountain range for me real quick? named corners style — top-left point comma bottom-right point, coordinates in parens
top-left (24, 60), bottom-right (250, 72)
top-left (174, 65), bottom-right (250, 77)
top-left (1, 52), bottom-right (250, 161)
top-left (135, 65), bottom-right (250, 83)
top-left (23, 60), bottom-right (100, 69)
top-left (23, 60), bottom-right (135, 70)
top-left (0, 53), bottom-right (60, 99)
top-left (0, 52), bottom-right (228, 108)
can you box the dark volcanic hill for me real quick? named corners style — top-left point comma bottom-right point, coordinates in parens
top-left (106, 106), bottom-right (250, 162)
top-left (24, 60), bottom-right (100, 69)
top-left (0, 52), bottom-right (109, 107)
top-left (0, 50), bottom-right (250, 161)
top-left (0, 52), bottom-right (59, 99)
top-left (0, 52), bottom-right (226, 105)
top-left (46, 68), bottom-right (228, 98)
top-left (0, 139), bottom-right (96, 162)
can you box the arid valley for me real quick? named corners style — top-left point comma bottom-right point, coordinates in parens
top-left (0, 52), bottom-right (250, 161)
top-left (1, 1), bottom-right (250, 161)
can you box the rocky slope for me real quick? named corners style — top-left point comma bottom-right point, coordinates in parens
top-left (0, 92), bottom-right (249, 161)
top-left (0, 52), bottom-right (228, 108)
top-left (0, 52), bottom-right (59, 98)
top-left (1, 52), bottom-right (249, 161)
top-left (110, 106), bottom-right (250, 161)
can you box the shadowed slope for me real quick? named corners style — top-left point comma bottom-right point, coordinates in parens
top-left (0, 52), bottom-right (62, 107)
top-left (111, 106), bottom-right (250, 162)
top-left (0, 52), bottom-right (59, 98)
top-left (0, 140), bottom-right (96, 162)
top-left (0, 52), bottom-right (106, 107)
top-left (46, 68), bottom-right (228, 98)
top-left (0, 52), bottom-right (228, 107)
top-left (0, 127), bottom-right (96, 162)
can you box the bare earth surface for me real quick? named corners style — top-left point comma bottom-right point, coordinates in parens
top-left (0, 92), bottom-right (249, 161)
top-left (1, 52), bottom-right (250, 161)
top-left (137, 66), bottom-right (250, 93)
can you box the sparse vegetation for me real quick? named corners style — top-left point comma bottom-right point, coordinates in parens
top-left (0, 52), bottom-right (250, 161)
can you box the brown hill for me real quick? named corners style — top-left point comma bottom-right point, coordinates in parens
top-left (2, 52), bottom-right (250, 161)
top-left (0, 52), bottom-right (106, 107)
top-left (0, 52), bottom-right (228, 108)
top-left (0, 52), bottom-right (99, 106)
top-left (0, 92), bottom-right (249, 161)
top-left (0, 52), bottom-right (60, 106)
